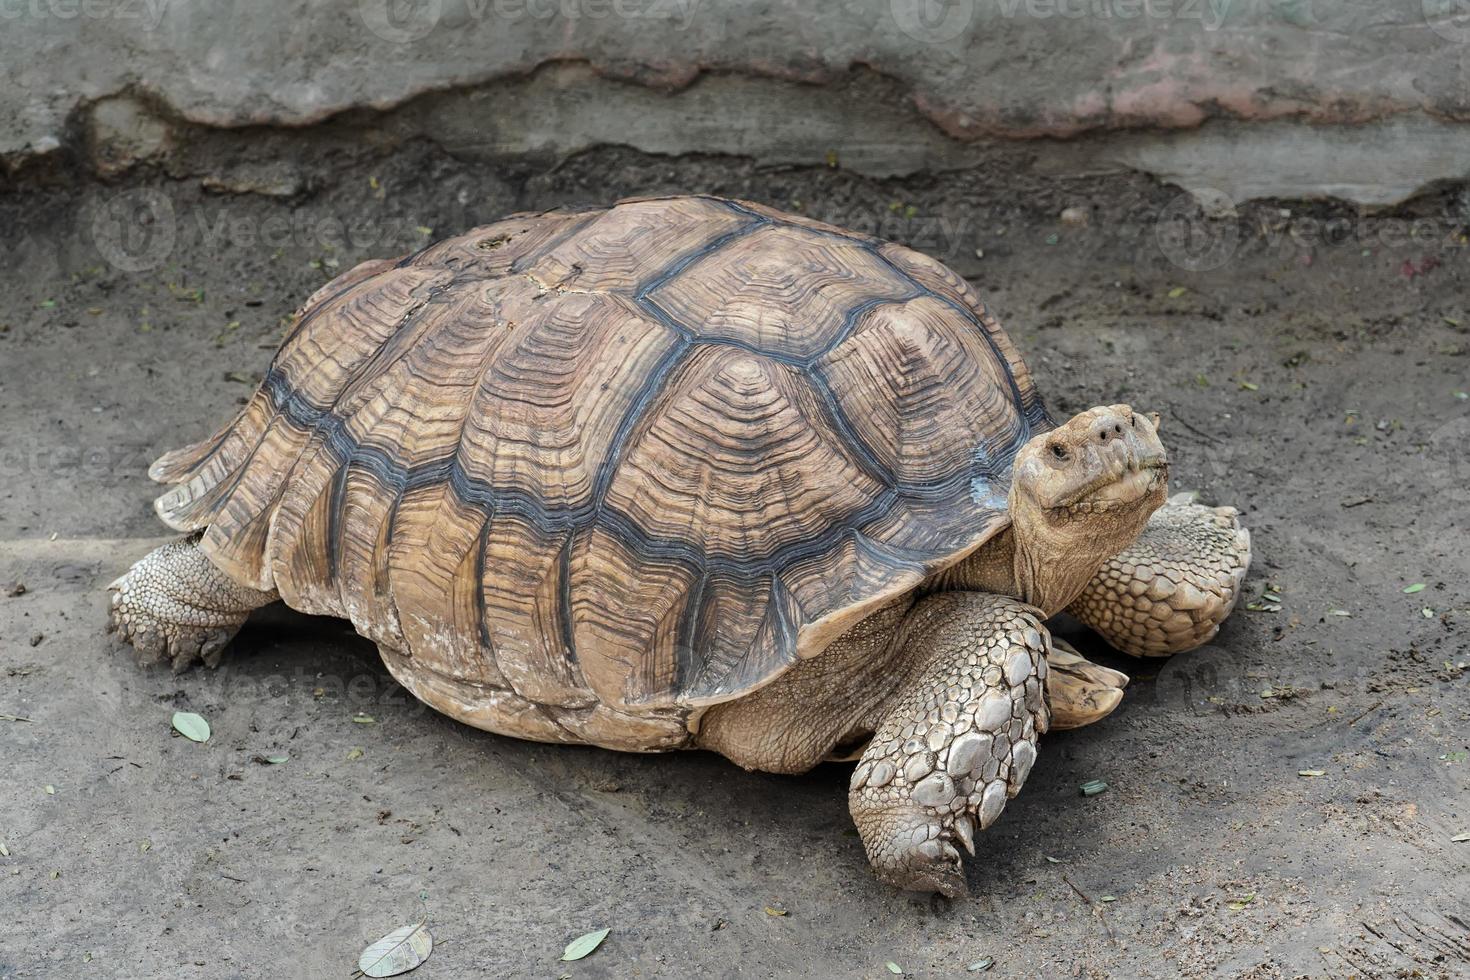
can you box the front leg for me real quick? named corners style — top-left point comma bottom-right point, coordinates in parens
top-left (1067, 496), bottom-right (1251, 658)
top-left (850, 592), bottom-right (1050, 898)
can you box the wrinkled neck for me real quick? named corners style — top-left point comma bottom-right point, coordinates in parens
top-left (938, 524), bottom-right (1114, 617)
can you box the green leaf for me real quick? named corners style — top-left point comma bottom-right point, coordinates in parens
top-left (886, 962), bottom-right (904, 975)
top-left (353, 713), bottom-right (376, 724)
top-left (1099, 895), bottom-right (1117, 903)
top-left (1044, 233), bottom-right (1059, 246)
top-left (560, 927), bottom-right (610, 961)
top-left (358, 921), bottom-right (433, 977)
top-left (1167, 286), bottom-right (1187, 298)
top-left (967, 958), bottom-right (995, 972)
top-left (346, 747), bottom-right (365, 760)
top-left (171, 711), bottom-right (210, 743)
top-left (0, 841), bottom-right (9, 857)
top-left (1403, 583), bottom-right (1426, 594)
top-left (1238, 381), bottom-right (1259, 391)
top-left (264, 754), bottom-right (289, 765)
top-left (1080, 779), bottom-right (1108, 797)
top-left (1298, 769), bottom-right (1326, 778)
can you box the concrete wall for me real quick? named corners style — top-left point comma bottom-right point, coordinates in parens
top-left (5, 0), bottom-right (1470, 203)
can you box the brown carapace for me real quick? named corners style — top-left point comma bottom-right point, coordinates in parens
top-left (148, 196), bottom-right (1049, 730)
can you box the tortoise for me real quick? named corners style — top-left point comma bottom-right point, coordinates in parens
top-left (108, 195), bottom-right (1251, 896)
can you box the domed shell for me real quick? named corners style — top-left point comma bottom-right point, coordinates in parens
top-left (148, 195), bottom-right (1050, 719)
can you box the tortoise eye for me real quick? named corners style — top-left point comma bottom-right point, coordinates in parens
top-left (1050, 443), bottom-right (1069, 461)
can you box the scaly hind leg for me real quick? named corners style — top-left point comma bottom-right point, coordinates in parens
top-left (108, 534), bottom-right (278, 672)
top-left (1067, 497), bottom-right (1251, 658)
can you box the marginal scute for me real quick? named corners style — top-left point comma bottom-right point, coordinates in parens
top-left (143, 195), bottom-right (1048, 736)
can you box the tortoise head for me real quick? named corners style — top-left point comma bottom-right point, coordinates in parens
top-left (1006, 405), bottom-right (1169, 611)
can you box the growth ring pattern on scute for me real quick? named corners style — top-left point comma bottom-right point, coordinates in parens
top-left (146, 195), bottom-right (1049, 722)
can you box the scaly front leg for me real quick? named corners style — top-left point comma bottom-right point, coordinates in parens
top-left (1067, 496), bottom-right (1251, 657)
top-left (849, 592), bottom-right (1050, 897)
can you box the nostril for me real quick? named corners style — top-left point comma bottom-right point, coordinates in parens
top-left (1113, 424), bottom-right (1122, 435)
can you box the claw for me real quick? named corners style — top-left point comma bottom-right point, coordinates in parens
top-left (953, 814), bottom-right (975, 856)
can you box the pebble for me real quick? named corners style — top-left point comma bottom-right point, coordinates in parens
top-left (1059, 206), bottom-right (1089, 227)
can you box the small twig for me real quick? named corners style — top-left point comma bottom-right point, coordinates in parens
top-left (1061, 874), bottom-right (1094, 904)
top-left (1348, 700), bottom-right (1384, 726)
top-left (219, 874), bottom-right (247, 883)
top-left (0, 714), bottom-right (30, 723)
top-left (1158, 406), bottom-right (1222, 445)
top-left (1062, 875), bottom-right (1116, 942)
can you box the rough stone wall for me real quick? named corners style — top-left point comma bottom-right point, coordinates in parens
top-left (5, 0), bottom-right (1470, 203)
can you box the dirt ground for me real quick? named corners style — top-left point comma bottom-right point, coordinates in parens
top-left (2, 144), bottom-right (1468, 979)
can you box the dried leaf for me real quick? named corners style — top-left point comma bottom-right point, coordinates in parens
top-left (1298, 769), bottom-right (1326, 778)
top-left (886, 962), bottom-right (904, 975)
top-left (353, 713), bottom-right (376, 725)
top-left (346, 747), bottom-right (365, 760)
top-left (1451, 833), bottom-right (1470, 843)
top-left (1099, 895), bottom-right (1117, 903)
top-left (171, 711), bottom-right (211, 743)
top-left (44, 785), bottom-right (55, 795)
top-left (0, 842), bottom-right (9, 857)
top-left (358, 921), bottom-right (432, 977)
top-left (560, 927), bottom-right (610, 961)
top-left (1402, 583), bottom-right (1426, 594)
top-left (764, 907), bottom-right (788, 917)
top-left (967, 958), bottom-right (995, 972)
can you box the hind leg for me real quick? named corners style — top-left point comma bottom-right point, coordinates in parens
top-left (109, 535), bottom-right (278, 672)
